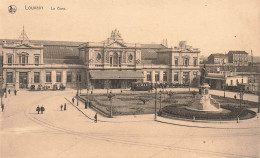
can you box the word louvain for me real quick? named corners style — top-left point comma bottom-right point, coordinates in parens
top-left (25, 5), bottom-right (43, 10)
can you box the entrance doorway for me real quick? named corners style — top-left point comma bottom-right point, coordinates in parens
top-left (19, 72), bottom-right (28, 88)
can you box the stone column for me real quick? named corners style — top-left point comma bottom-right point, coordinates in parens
top-left (40, 70), bottom-right (45, 85)
top-left (15, 71), bottom-right (19, 90)
top-left (62, 71), bottom-right (67, 86)
top-left (189, 71), bottom-right (191, 84)
top-left (51, 70), bottom-right (56, 87)
top-left (151, 71), bottom-right (155, 83)
top-left (180, 71), bottom-right (183, 85)
top-left (28, 71), bottom-right (33, 88)
top-left (72, 71), bottom-right (77, 88)
top-left (159, 71), bottom-right (163, 83)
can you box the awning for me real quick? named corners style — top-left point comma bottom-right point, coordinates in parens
top-left (89, 70), bottom-right (144, 79)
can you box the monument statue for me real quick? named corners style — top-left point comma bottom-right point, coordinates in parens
top-left (186, 64), bottom-right (221, 112)
top-left (200, 64), bottom-right (207, 85)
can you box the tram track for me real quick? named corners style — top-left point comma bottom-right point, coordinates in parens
top-left (21, 94), bottom-right (258, 158)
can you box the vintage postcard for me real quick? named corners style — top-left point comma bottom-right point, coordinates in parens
top-left (0, 0), bottom-right (259, 158)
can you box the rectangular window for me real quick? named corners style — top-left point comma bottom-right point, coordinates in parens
top-left (34, 72), bottom-right (40, 83)
top-left (110, 56), bottom-right (113, 66)
top-left (193, 57), bottom-right (197, 66)
top-left (77, 73), bottom-right (81, 82)
top-left (174, 58), bottom-right (178, 65)
top-left (46, 72), bottom-right (51, 82)
top-left (67, 72), bottom-right (72, 83)
top-left (35, 56), bottom-right (40, 65)
top-left (147, 72), bottom-right (151, 81)
top-left (163, 72), bottom-right (167, 82)
top-left (6, 72), bottom-right (13, 83)
top-left (119, 56), bottom-right (121, 66)
top-left (155, 72), bottom-right (159, 82)
top-left (22, 55), bottom-right (25, 64)
top-left (56, 72), bottom-right (62, 82)
top-left (20, 55), bottom-right (28, 64)
top-left (7, 55), bottom-right (12, 65)
top-left (231, 80), bottom-right (233, 86)
top-left (236, 79), bottom-right (239, 85)
top-left (193, 71), bottom-right (198, 77)
top-left (174, 72), bottom-right (179, 81)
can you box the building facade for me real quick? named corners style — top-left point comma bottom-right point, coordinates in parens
top-left (227, 51), bottom-right (248, 66)
top-left (1, 28), bottom-right (200, 90)
top-left (208, 53), bottom-right (228, 65)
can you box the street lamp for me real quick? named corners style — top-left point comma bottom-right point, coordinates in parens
top-left (223, 83), bottom-right (226, 98)
top-left (108, 91), bottom-right (115, 118)
top-left (77, 81), bottom-right (79, 106)
top-left (159, 90), bottom-right (162, 111)
top-left (154, 81), bottom-right (157, 120)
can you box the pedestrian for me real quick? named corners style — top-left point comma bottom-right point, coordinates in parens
top-left (40, 106), bottom-right (45, 114)
top-left (64, 103), bottom-right (67, 111)
top-left (85, 101), bottom-right (88, 109)
top-left (72, 98), bottom-right (74, 104)
top-left (8, 89), bottom-right (10, 94)
top-left (14, 90), bottom-right (17, 95)
top-left (60, 104), bottom-right (63, 111)
top-left (94, 113), bottom-right (97, 123)
top-left (234, 94), bottom-right (237, 100)
top-left (36, 105), bottom-right (40, 114)
top-left (1, 104), bottom-right (4, 112)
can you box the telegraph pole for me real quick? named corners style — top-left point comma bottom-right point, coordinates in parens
top-left (77, 81), bottom-right (79, 106)
top-left (154, 82), bottom-right (157, 120)
top-left (258, 75), bottom-right (260, 113)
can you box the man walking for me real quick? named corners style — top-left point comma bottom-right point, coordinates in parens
top-left (72, 98), bottom-right (75, 104)
top-left (14, 90), bottom-right (17, 95)
top-left (64, 103), bottom-right (67, 111)
top-left (94, 113), bottom-right (97, 123)
top-left (36, 105), bottom-right (40, 114)
top-left (1, 104), bottom-right (4, 112)
top-left (8, 89), bottom-right (10, 94)
top-left (60, 104), bottom-right (63, 111)
top-left (85, 101), bottom-right (88, 109)
top-left (40, 106), bottom-right (45, 114)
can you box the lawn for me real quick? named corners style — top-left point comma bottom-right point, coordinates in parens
top-left (83, 91), bottom-right (258, 116)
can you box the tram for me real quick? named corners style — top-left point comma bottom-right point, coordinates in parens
top-left (131, 82), bottom-right (153, 91)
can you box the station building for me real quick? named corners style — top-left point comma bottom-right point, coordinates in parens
top-left (0, 28), bottom-right (200, 90)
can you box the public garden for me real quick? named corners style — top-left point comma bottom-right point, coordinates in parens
top-left (82, 90), bottom-right (258, 120)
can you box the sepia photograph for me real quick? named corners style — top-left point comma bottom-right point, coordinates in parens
top-left (0, 0), bottom-right (259, 157)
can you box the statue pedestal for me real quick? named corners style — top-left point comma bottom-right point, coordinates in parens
top-left (187, 84), bottom-right (222, 112)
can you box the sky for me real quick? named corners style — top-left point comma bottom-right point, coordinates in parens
top-left (0, 0), bottom-right (260, 56)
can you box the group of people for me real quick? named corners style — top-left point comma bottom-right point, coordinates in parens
top-left (36, 105), bottom-right (45, 114)
top-left (7, 89), bottom-right (18, 95)
top-left (60, 103), bottom-right (67, 111)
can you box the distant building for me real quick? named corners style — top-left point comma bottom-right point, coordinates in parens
top-left (207, 53), bottom-right (228, 64)
top-left (227, 51), bottom-right (248, 66)
top-left (205, 72), bottom-right (248, 90)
